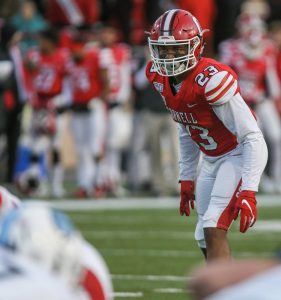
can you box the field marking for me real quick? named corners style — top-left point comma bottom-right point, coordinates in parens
top-left (83, 230), bottom-right (195, 240)
top-left (111, 274), bottom-right (188, 282)
top-left (154, 288), bottom-right (186, 294)
top-left (253, 220), bottom-right (281, 232)
top-left (113, 292), bottom-right (143, 298)
top-left (26, 194), bottom-right (281, 211)
top-left (101, 248), bottom-right (199, 258)
top-left (82, 229), bottom-right (277, 241)
top-left (100, 248), bottom-right (273, 258)
top-left (70, 214), bottom-right (197, 223)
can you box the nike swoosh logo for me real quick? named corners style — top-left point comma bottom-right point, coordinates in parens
top-left (242, 199), bottom-right (254, 218)
top-left (242, 198), bottom-right (255, 227)
top-left (187, 103), bottom-right (197, 108)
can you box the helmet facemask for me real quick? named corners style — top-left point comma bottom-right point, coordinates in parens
top-left (148, 35), bottom-right (201, 77)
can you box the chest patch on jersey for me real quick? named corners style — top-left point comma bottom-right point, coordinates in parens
top-left (153, 82), bottom-right (163, 93)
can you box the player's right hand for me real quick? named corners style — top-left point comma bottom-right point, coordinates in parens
top-left (233, 190), bottom-right (257, 233)
top-left (180, 180), bottom-right (195, 216)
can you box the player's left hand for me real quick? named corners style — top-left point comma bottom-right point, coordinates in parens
top-left (234, 190), bottom-right (257, 233)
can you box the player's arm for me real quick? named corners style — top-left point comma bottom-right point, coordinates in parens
top-left (51, 77), bottom-right (72, 111)
top-left (178, 123), bottom-right (200, 182)
top-left (265, 54), bottom-right (281, 114)
top-left (116, 48), bottom-right (132, 104)
top-left (178, 123), bottom-right (200, 217)
top-left (205, 70), bottom-right (268, 232)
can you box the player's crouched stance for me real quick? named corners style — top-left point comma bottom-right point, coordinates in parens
top-left (146, 9), bottom-right (268, 260)
top-left (0, 197), bottom-right (113, 299)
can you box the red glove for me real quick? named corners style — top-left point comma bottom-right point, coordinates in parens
top-left (180, 180), bottom-right (195, 216)
top-left (234, 190), bottom-right (257, 233)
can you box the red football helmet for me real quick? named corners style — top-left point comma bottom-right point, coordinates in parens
top-left (148, 9), bottom-right (206, 76)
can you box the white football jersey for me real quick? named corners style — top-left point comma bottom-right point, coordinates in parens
top-left (0, 247), bottom-right (88, 300)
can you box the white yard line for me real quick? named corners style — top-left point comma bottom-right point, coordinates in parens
top-left (153, 288), bottom-right (186, 294)
top-left (253, 220), bottom-right (281, 232)
top-left (112, 274), bottom-right (188, 282)
top-left (101, 248), bottom-right (200, 258)
top-left (25, 194), bottom-right (281, 211)
top-left (82, 230), bottom-right (195, 239)
top-left (82, 229), bottom-right (277, 241)
top-left (113, 292), bottom-right (143, 298)
top-left (99, 248), bottom-right (273, 258)
top-left (70, 214), bottom-right (196, 223)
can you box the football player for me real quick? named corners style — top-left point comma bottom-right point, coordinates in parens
top-left (22, 30), bottom-right (70, 197)
top-left (67, 30), bottom-right (108, 198)
top-left (97, 25), bottom-right (133, 196)
top-left (146, 9), bottom-right (268, 260)
top-left (219, 14), bottom-right (281, 194)
top-left (0, 203), bottom-right (113, 300)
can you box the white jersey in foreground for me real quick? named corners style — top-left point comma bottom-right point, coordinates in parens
top-left (207, 265), bottom-right (281, 300)
top-left (0, 247), bottom-right (86, 300)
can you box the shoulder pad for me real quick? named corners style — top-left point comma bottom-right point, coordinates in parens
top-left (205, 71), bottom-right (238, 105)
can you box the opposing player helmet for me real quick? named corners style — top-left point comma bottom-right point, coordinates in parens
top-left (0, 203), bottom-right (114, 299)
top-left (0, 204), bottom-right (83, 286)
top-left (148, 9), bottom-right (206, 76)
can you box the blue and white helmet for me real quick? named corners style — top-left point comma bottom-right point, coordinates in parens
top-left (0, 203), bottom-right (83, 286)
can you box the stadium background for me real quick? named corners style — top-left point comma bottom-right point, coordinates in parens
top-left (0, 0), bottom-right (281, 299)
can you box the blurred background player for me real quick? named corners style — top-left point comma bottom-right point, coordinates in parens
top-left (67, 28), bottom-right (108, 198)
top-left (0, 21), bottom-right (25, 184)
top-left (0, 202), bottom-right (113, 299)
top-left (20, 29), bottom-right (70, 197)
top-left (46, 0), bottom-right (100, 27)
top-left (129, 46), bottom-right (179, 195)
top-left (96, 25), bottom-right (133, 197)
top-left (219, 14), bottom-right (281, 194)
top-left (269, 20), bottom-right (281, 109)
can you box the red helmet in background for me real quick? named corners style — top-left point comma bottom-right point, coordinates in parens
top-left (148, 9), bottom-right (206, 77)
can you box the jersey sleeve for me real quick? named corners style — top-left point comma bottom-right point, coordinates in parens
top-left (178, 124), bottom-right (200, 181)
top-left (204, 70), bottom-right (239, 106)
top-left (212, 93), bottom-right (268, 191)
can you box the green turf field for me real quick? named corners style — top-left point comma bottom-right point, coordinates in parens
top-left (67, 205), bottom-right (281, 300)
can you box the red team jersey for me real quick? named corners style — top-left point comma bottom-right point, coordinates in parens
top-left (26, 48), bottom-right (69, 108)
top-left (146, 57), bottom-right (239, 157)
top-left (220, 39), bottom-right (277, 106)
top-left (99, 44), bottom-right (131, 103)
top-left (67, 50), bottom-right (102, 105)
